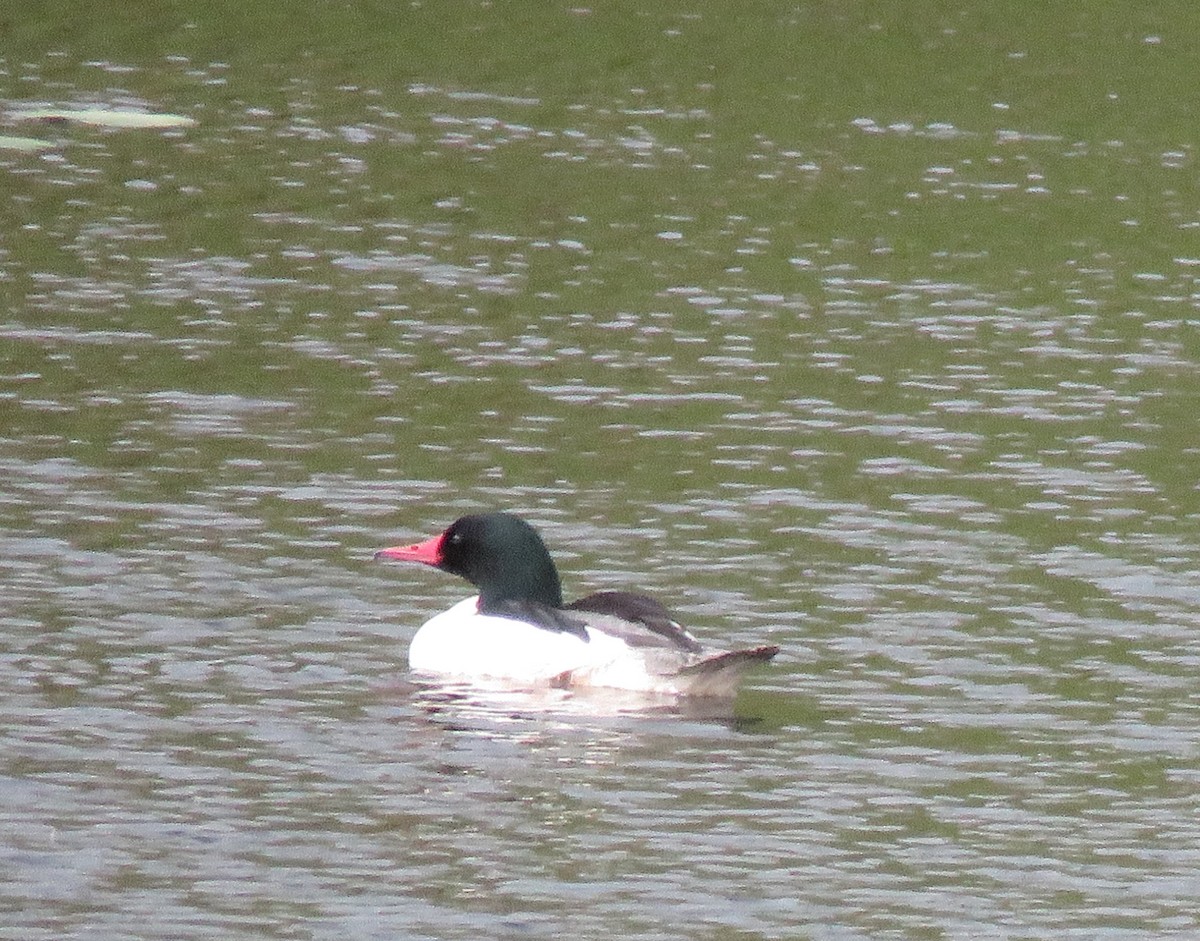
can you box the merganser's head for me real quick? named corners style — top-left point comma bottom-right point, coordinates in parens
top-left (375, 511), bottom-right (564, 609)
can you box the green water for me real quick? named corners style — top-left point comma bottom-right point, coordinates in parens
top-left (2, 3), bottom-right (1198, 939)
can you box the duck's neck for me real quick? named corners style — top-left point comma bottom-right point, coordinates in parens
top-left (477, 553), bottom-right (563, 609)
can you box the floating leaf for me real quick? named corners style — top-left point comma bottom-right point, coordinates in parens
top-left (0, 134), bottom-right (55, 152)
top-left (11, 107), bottom-right (197, 129)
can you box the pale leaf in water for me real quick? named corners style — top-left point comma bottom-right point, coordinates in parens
top-left (0, 134), bottom-right (55, 152)
top-left (11, 107), bottom-right (197, 129)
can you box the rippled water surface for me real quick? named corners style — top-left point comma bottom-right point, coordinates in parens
top-left (3, 4), bottom-right (1200, 939)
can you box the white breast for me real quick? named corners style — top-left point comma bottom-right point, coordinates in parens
top-left (407, 595), bottom-right (668, 690)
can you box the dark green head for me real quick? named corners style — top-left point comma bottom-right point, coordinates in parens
top-left (376, 511), bottom-right (563, 609)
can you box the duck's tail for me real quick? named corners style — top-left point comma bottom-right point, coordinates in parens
top-left (673, 644), bottom-right (780, 698)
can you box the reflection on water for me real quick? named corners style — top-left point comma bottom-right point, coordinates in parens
top-left (406, 676), bottom-right (776, 730)
top-left (5, 5), bottom-right (1200, 939)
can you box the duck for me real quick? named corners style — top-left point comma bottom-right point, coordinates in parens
top-left (374, 511), bottom-right (779, 697)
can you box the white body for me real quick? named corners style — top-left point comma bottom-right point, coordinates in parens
top-left (408, 595), bottom-right (685, 693)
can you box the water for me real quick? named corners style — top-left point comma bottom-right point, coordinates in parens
top-left (3, 3), bottom-right (1200, 938)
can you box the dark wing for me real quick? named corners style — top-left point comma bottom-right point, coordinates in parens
top-left (564, 590), bottom-right (705, 653)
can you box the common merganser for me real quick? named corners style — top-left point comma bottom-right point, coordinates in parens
top-left (374, 512), bottom-right (779, 697)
